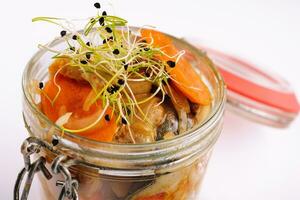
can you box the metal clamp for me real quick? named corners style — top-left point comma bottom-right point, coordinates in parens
top-left (14, 137), bottom-right (79, 200)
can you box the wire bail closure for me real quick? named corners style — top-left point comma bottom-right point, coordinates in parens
top-left (14, 136), bottom-right (79, 200)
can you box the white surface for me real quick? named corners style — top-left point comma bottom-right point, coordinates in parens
top-left (0, 0), bottom-right (299, 199)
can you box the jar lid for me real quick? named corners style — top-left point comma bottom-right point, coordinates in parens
top-left (194, 45), bottom-right (299, 128)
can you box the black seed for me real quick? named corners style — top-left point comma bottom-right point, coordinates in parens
top-left (105, 27), bottom-right (112, 33)
top-left (90, 18), bottom-right (95, 23)
top-left (145, 71), bottom-right (151, 77)
top-left (103, 36), bottom-right (113, 44)
top-left (107, 87), bottom-right (113, 94)
top-left (107, 85), bottom-right (119, 94)
top-left (60, 30), bottom-right (67, 37)
top-left (52, 138), bottom-right (59, 146)
top-left (167, 60), bottom-right (176, 68)
top-left (94, 2), bottom-right (101, 9)
top-left (118, 79), bottom-right (125, 85)
top-left (104, 114), bottom-right (110, 121)
top-left (126, 107), bottom-right (131, 115)
top-left (72, 35), bottom-right (77, 40)
top-left (86, 42), bottom-right (91, 46)
top-left (144, 47), bottom-right (150, 51)
top-left (80, 60), bottom-right (88, 64)
top-left (150, 84), bottom-right (158, 93)
top-left (141, 39), bottom-right (147, 43)
top-left (113, 84), bottom-right (120, 91)
top-left (70, 46), bottom-right (75, 51)
top-left (102, 11), bottom-right (107, 16)
top-left (99, 17), bottom-right (105, 26)
top-left (113, 49), bottom-right (120, 55)
top-left (86, 53), bottom-right (91, 59)
top-left (39, 82), bottom-right (44, 89)
top-left (124, 64), bottom-right (128, 70)
top-left (121, 118), bottom-right (127, 125)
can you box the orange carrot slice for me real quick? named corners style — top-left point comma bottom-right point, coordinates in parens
top-left (141, 29), bottom-right (211, 105)
top-left (41, 74), bottom-right (117, 142)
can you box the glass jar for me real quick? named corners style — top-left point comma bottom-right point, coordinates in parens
top-left (18, 29), bottom-right (226, 200)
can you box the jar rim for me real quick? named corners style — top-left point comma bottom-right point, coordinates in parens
top-left (22, 27), bottom-right (226, 150)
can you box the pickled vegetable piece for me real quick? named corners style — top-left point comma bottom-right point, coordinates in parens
top-left (164, 84), bottom-right (190, 113)
top-left (141, 29), bottom-right (211, 105)
top-left (41, 75), bottom-right (117, 142)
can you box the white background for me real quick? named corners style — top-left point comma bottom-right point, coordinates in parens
top-left (0, 0), bottom-right (300, 199)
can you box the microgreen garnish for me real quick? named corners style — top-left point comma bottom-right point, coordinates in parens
top-left (32, 2), bottom-right (185, 143)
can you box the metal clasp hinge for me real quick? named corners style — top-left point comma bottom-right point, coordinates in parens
top-left (14, 137), bottom-right (79, 200)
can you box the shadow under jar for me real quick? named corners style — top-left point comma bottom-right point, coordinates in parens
top-left (21, 28), bottom-right (226, 200)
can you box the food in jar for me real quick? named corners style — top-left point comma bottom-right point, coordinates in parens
top-left (31, 2), bottom-right (215, 199)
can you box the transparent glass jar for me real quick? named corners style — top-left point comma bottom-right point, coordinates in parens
top-left (19, 29), bottom-right (226, 200)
